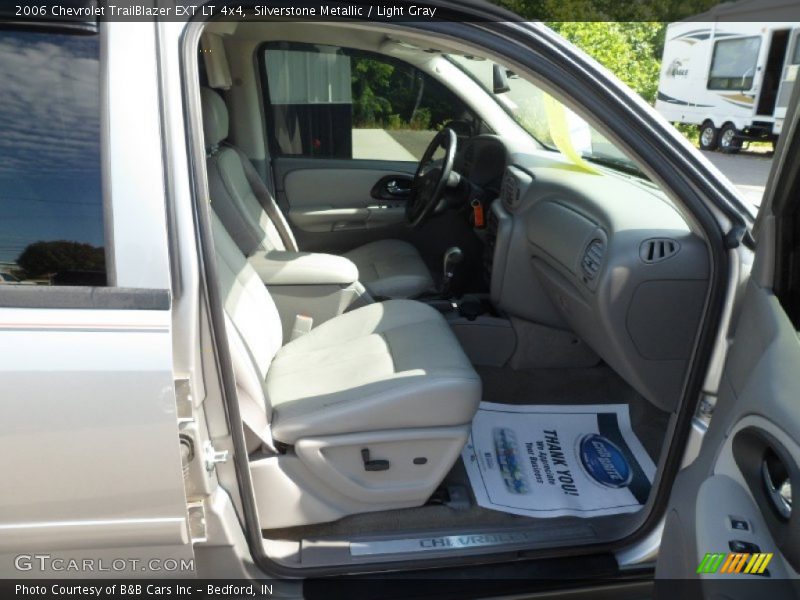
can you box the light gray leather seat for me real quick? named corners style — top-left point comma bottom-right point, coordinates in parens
top-left (340, 239), bottom-right (434, 299)
top-left (202, 87), bottom-right (434, 299)
top-left (212, 209), bottom-right (480, 526)
top-left (267, 298), bottom-right (481, 443)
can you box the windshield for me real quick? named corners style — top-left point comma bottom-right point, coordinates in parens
top-left (448, 55), bottom-right (647, 178)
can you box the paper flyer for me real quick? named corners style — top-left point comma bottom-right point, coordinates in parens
top-left (462, 403), bottom-right (657, 518)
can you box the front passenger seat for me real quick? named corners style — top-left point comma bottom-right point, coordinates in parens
top-left (211, 210), bottom-right (481, 529)
top-left (202, 87), bottom-right (435, 299)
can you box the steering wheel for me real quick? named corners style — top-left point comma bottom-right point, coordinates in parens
top-left (406, 128), bottom-right (458, 228)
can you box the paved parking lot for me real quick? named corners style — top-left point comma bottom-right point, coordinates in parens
top-left (704, 150), bottom-right (773, 207)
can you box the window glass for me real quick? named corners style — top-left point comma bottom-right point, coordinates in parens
top-left (0, 29), bottom-right (106, 286)
top-left (792, 37), bottom-right (800, 65)
top-left (262, 43), bottom-right (475, 161)
top-left (449, 56), bottom-right (647, 179)
top-left (708, 36), bottom-right (761, 90)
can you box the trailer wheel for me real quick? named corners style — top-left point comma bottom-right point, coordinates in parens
top-left (719, 123), bottom-right (742, 154)
top-left (699, 121), bottom-right (718, 151)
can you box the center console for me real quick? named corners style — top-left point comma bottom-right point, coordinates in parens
top-left (248, 251), bottom-right (369, 341)
top-left (420, 167), bottom-right (539, 368)
top-left (424, 294), bottom-right (516, 368)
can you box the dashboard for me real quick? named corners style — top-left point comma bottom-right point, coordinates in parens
top-left (456, 135), bottom-right (508, 188)
top-left (457, 135), bottom-right (710, 413)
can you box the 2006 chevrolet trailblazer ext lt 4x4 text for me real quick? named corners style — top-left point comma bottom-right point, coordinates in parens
top-left (2, 1), bottom-right (800, 598)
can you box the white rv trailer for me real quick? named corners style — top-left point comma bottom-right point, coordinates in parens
top-left (656, 1), bottom-right (800, 153)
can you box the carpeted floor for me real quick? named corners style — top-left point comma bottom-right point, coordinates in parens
top-left (263, 364), bottom-right (671, 541)
top-left (475, 365), bottom-right (670, 461)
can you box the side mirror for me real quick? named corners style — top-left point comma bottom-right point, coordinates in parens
top-left (493, 63), bottom-right (511, 94)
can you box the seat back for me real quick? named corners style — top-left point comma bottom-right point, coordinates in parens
top-left (201, 87), bottom-right (296, 257)
top-left (212, 211), bottom-right (282, 443)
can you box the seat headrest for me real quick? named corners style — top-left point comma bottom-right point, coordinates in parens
top-left (200, 87), bottom-right (229, 150)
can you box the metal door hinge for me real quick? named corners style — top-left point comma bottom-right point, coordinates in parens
top-left (186, 501), bottom-right (207, 543)
top-left (175, 377), bottom-right (194, 423)
top-left (203, 440), bottom-right (229, 471)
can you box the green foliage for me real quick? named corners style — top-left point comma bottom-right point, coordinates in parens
top-left (495, 0), bottom-right (723, 22)
top-left (351, 58), bottom-right (394, 125)
top-left (351, 56), bottom-right (464, 130)
top-left (512, 89), bottom-right (554, 146)
top-left (675, 122), bottom-right (700, 144)
top-left (386, 113), bottom-right (403, 129)
top-left (18, 240), bottom-right (105, 277)
top-left (410, 107), bottom-right (432, 130)
top-left (493, 0), bottom-right (725, 105)
top-left (547, 22), bottom-right (665, 103)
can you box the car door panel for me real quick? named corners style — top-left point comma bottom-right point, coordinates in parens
top-left (657, 75), bottom-right (800, 597)
top-left (0, 22), bottom-right (194, 577)
top-left (273, 158), bottom-right (417, 252)
top-left (658, 283), bottom-right (799, 596)
top-left (279, 162), bottom-right (415, 209)
top-left (283, 167), bottom-right (410, 232)
top-left (0, 303), bottom-right (194, 576)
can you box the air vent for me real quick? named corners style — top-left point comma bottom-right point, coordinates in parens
top-left (500, 169), bottom-right (520, 209)
top-left (640, 238), bottom-right (680, 263)
top-left (581, 239), bottom-right (605, 281)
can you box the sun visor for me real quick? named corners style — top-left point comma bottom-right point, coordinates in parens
top-left (201, 32), bottom-right (232, 90)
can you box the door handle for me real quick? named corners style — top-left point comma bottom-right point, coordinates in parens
top-left (386, 179), bottom-right (411, 197)
top-left (371, 175), bottom-right (413, 200)
top-left (762, 452), bottom-right (792, 520)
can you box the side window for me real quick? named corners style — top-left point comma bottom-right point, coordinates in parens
top-left (262, 42), bottom-right (474, 161)
top-left (0, 29), bottom-right (106, 287)
top-left (707, 36), bottom-right (761, 91)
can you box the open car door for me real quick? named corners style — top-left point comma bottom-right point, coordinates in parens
top-left (655, 78), bottom-right (800, 598)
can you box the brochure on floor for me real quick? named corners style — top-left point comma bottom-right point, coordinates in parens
top-left (462, 403), bottom-right (657, 518)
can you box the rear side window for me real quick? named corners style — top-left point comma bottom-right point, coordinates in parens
top-left (0, 29), bottom-right (106, 286)
top-left (261, 42), bottom-right (476, 161)
top-left (707, 36), bottom-right (761, 91)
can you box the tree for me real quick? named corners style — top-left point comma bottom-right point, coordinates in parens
top-left (493, 0), bottom-right (726, 105)
top-left (547, 22), bottom-right (665, 103)
top-left (496, 0), bottom-right (724, 22)
top-left (17, 240), bottom-right (105, 277)
top-left (351, 57), bottom-right (395, 126)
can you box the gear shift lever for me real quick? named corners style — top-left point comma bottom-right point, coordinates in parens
top-left (441, 246), bottom-right (463, 297)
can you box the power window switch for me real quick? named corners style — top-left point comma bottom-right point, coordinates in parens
top-left (728, 540), bottom-right (771, 577)
top-left (729, 516), bottom-right (751, 532)
top-left (729, 540), bottom-right (760, 553)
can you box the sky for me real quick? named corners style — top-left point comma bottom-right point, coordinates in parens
top-left (0, 30), bottom-right (104, 264)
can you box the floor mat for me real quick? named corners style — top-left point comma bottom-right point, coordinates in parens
top-left (462, 403), bottom-right (656, 518)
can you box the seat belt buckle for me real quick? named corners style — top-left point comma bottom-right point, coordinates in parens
top-left (291, 314), bottom-right (313, 340)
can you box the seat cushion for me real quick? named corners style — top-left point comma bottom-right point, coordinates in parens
top-left (344, 239), bottom-right (434, 299)
top-left (267, 300), bottom-right (480, 444)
